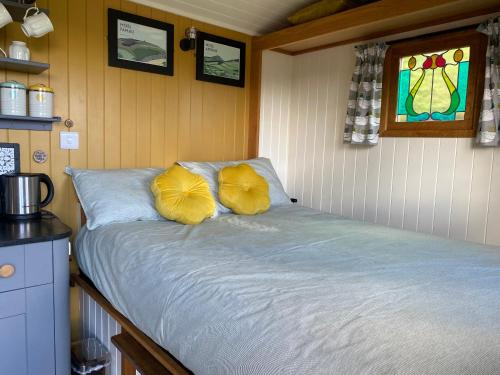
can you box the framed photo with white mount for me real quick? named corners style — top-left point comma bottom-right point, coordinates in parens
top-left (0, 142), bottom-right (20, 175)
top-left (196, 32), bottom-right (246, 88)
top-left (107, 8), bottom-right (174, 76)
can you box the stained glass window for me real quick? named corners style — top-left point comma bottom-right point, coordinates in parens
top-left (396, 47), bottom-right (470, 122)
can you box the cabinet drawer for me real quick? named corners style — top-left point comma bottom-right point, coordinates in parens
top-left (0, 289), bottom-right (26, 319)
top-left (0, 245), bottom-right (24, 293)
top-left (0, 242), bottom-right (53, 292)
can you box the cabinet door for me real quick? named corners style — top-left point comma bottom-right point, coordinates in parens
top-left (26, 284), bottom-right (55, 375)
top-left (53, 238), bottom-right (70, 375)
top-left (25, 242), bottom-right (53, 287)
top-left (0, 288), bottom-right (25, 319)
top-left (0, 314), bottom-right (28, 375)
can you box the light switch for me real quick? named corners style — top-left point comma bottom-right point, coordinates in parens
top-left (60, 131), bottom-right (79, 150)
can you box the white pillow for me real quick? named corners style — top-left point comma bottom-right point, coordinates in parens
top-left (177, 157), bottom-right (290, 215)
top-left (65, 167), bottom-right (164, 230)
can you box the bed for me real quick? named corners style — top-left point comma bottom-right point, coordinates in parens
top-left (75, 204), bottom-right (500, 375)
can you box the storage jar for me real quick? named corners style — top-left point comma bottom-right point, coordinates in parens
top-left (0, 80), bottom-right (27, 116)
top-left (29, 83), bottom-right (53, 118)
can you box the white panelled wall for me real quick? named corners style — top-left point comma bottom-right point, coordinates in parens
top-left (79, 288), bottom-right (143, 375)
top-left (259, 51), bottom-right (293, 189)
top-left (80, 288), bottom-right (122, 375)
top-left (259, 48), bottom-right (500, 247)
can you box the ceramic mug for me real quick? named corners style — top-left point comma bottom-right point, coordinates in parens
top-left (9, 41), bottom-right (30, 61)
top-left (0, 3), bottom-right (13, 29)
top-left (21, 7), bottom-right (54, 38)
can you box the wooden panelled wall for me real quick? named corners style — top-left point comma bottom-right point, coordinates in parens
top-left (0, 0), bottom-right (252, 233)
top-left (260, 48), bottom-right (500, 247)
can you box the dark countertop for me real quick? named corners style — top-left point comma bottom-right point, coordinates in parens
top-left (0, 212), bottom-right (72, 247)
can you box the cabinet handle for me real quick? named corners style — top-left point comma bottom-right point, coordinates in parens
top-left (0, 264), bottom-right (15, 278)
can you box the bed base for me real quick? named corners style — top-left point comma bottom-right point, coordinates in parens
top-left (71, 272), bottom-right (191, 375)
top-left (112, 332), bottom-right (172, 375)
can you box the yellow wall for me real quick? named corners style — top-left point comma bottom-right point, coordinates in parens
top-left (0, 0), bottom-right (252, 234)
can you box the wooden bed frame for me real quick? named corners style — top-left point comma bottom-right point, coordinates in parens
top-left (73, 206), bottom-right (191, 375)
top-left (71, 272), bottom-right (191, 375)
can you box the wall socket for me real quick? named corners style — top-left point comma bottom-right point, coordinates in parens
top-left (60, 131), bottom-right (79, 150)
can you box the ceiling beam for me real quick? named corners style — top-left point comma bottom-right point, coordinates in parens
top-left (253, 0), bottom-right (498, 52)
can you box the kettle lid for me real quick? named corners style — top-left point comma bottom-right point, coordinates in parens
top-left (1, 172), bottom-right (43, 177)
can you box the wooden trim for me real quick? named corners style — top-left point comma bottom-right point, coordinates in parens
top-left (379, 28), bottom-right (487, 138)
top-left (254, 0), bottom-right (471, 51)
top-left (122, 355), bottom-right (138, 375)
top-left (271, 48), bottom-right (295, 55)
top-left (290, 38), bottom-right (366, 56)
top-left (248, 47), bottom-right (262, 158)
top-left (71, 273), bottom-right (191, 375)
top-left (379, 129), bottom-right (476, 138)
top-left (80, 205), bottom-right (86, 227)
top-left (112, 332), bottom-right (173, 375)
top-left (289, 6), bottom-right (500, 56)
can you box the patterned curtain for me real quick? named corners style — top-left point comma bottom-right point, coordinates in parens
top-left (476, 18), bottom-right (500, 146)
top-left (344, 43), bottom-right (387, 145)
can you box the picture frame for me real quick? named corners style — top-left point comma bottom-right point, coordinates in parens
top-left (0, 143), bottom-right (20, 175)
top-left (196, 32), bottom-right (246, 88)
top-left (380, 28), bottom-right (487, 138)
top-left (108, 8), bottom-right (174, 76)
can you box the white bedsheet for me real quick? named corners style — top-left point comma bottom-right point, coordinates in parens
top-left (76, 205), bottom-right (500, 374)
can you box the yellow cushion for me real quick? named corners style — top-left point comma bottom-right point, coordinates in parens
top-left (288, 0), bottom-right (346, 24)
top-left (218, 163), bottom-right (270, 215)
top-left (151, 165), bottom-right (215, 225)
top-left (287, 0), bottom-right (374, 25)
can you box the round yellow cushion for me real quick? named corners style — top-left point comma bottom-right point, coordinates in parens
top-left (218, 163), bottom-right (270, 215)
top-left (151, 164), bottom-right (215, 225)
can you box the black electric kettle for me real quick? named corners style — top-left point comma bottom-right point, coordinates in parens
top-left (0, 173), bottom-right (54, 219)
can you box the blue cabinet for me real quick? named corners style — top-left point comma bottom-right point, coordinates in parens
top-left (0, 238), bottom-right (70, 375)
top-left (0, 314), bottom-right (28, 374)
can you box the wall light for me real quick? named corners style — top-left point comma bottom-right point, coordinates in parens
top-left (180, 26), bottom-right (197, 51)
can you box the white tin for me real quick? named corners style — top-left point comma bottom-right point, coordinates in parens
top-left (29, 86), bottom-right (53, 118)
top-left (0, 82), bottom-right (27, 116)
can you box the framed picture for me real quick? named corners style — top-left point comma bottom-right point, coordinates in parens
top-left (196, 32), bottom-right (246, 88)
top-left (108, 9), bottom-right (174, 76)
top-left (0, 143), bottom-right (20, 175)
top-left (380, 28), bottom-right (487, 137)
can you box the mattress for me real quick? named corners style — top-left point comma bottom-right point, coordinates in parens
top-left (76, 205), bottom-right (500, 375)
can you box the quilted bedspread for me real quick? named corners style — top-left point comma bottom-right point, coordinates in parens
top-left (76, 205), bottom-right (500, 374)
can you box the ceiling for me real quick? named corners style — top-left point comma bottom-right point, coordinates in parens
top-left (130, 0), bottom-right (316, 35)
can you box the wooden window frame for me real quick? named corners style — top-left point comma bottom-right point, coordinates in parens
top-left (380, 28), bottom-right (487, 138)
